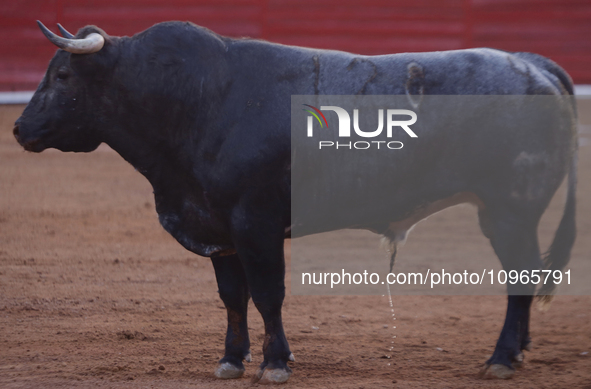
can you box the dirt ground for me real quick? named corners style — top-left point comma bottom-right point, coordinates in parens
top-left (1, 103), bottom-right (590, 388)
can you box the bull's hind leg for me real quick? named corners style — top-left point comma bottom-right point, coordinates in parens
top-left (211, 254), bottom-right (251, 379)
top-left (480, 295), bottom-right (534, 379)
top-left (477, 207), bottom-right (542, 379)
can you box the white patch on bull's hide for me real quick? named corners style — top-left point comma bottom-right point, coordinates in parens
top-left (513, 151), bottom-right (545, 166)
top-left (405, 62), bottom-right (424, 109)
top-left (506, 54), bottom-right (529, 75)
top-left (511, 151), bottom-right (549, 200)
top-left (406, 89), bottom-right (423, 109)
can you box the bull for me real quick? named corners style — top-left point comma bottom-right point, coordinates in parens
top-left (13, 20), bottom-right (577, 383)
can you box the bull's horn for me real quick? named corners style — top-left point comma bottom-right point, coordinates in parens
top-left (57, 23), bottom-right (74, 39)
top-left (37, 20), bottom-right (104, 54)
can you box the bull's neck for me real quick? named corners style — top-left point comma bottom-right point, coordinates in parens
top-left (104, 123), bottom-right (190, 189)
top-left (102, 46), bottom-right (229, 190)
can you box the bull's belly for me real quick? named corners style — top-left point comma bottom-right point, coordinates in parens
top-left (384, 191), bottom-right (484, 245)
top-left (289, 191), bottom-right (484, 240)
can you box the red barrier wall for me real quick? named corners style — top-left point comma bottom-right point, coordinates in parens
top-left (1, 0), bottom-right (589, 91)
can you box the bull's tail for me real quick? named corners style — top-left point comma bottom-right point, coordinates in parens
top-left (517, 52), bottom-right (579, 309)
top-left (536, 75), bottom-right (578, 309)
top-left (537, 150), bottom-right (577, 309)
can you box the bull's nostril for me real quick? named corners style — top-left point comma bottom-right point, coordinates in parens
top-left (13, 125), bottom-right (20, 137)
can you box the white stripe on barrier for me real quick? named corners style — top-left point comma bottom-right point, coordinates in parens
top-left (574, 85), bottom-right (591, 98)
top-left (1, 85), bottom-right (590, 105)
top-left (0, 91), bottom-right (35, 104)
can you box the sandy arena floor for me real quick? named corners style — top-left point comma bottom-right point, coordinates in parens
top-left (1, 103), bottom-right (590, 388)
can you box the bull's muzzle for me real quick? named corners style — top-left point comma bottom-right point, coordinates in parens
top-left (13, 123), bottom-right (43, 152)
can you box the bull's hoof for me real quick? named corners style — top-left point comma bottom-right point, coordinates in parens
top-left (214, 362), bottom-right (245, 379)
top-left (523, 340), bottom-right (532, 351)
top-left (252, 367), bottom-right (292, 384)
top-left (478, 363), bottom-right (515, 379)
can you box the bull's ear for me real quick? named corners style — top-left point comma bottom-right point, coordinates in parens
top-left (68, 26), bottom-right (118, 78)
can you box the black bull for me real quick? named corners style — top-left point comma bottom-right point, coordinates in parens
top-left (13, 21), bottom-right (577, 383)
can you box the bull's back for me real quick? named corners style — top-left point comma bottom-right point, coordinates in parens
top-left (281, 47), bottom-right (577, 233)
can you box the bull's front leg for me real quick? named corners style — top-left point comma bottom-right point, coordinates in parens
top-left (211, 253), bottom-right (251, 379)
top-left (231, 206), bottom-right (293, 384)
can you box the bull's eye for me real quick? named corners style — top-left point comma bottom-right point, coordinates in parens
top-left (57, 71), bottom-right (69, 80)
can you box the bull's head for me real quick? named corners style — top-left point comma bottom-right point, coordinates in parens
top-left (13, 21), bottom-right (116, 152)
